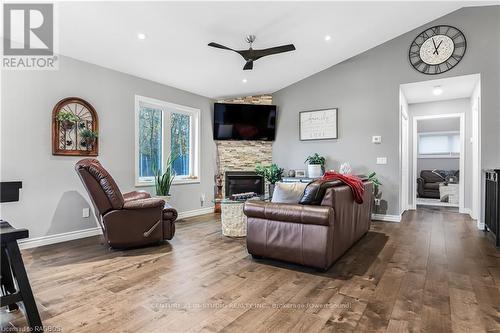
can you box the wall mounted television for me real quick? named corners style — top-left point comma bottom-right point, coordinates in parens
top-left (213, 103), bottom-right (276, 141)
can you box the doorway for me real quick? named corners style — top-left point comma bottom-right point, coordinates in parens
top-left (413, 114), bottom-right (464, 210)
top-left (399, 74), bottom-right (481, 222)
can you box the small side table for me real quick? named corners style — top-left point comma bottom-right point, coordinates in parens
top-left (213, 196), bottom-right (270, 237)
top-left (439, 183), bottom-right (459, 204)
top-left (0, 221), bottom-right (43, 331)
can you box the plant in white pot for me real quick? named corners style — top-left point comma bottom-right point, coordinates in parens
top-left (305, 153), bottom-right (326, 178)
top-left (154, 154), bottom-right (177, 202)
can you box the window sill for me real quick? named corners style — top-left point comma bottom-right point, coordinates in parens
top-left (172, 178), bottom-right (200, 185)
top-left (135, 178), bottom-right (200, 187)
top-left (418, 155), bottom-right (460, 159)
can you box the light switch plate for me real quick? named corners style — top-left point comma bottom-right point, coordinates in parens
top-left (376, 157), bottom-right (387, 165)
top-left (372, 135), bottom-right (382, 144)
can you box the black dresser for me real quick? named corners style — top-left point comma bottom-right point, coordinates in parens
top-left (485, 169), bottom-right (500, 247)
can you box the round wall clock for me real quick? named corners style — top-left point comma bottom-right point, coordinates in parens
top-left (409, 25), bottom-right (466, 75)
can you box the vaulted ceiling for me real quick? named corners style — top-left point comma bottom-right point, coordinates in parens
top-left (57, 1), bottom-right (494, 99)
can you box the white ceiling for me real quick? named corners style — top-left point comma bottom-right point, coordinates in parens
top-left (401, 73), bottom-right (480, 104)
top-left (53, 1), bottom-right (494, 99)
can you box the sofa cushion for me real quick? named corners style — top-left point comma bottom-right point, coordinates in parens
top-left (420, 170), bottom-right (445, 183)
top-left (271, 182), bottom-right (309, 204)
top-left (424, 183), bottom-right (440, 190)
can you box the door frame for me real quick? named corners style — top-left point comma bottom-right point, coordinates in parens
top-left (399, 102), bottom-right (410, 214)
top-left (411, 113), bottom-right (465, 212)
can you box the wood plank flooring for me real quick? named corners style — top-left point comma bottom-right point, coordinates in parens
top-left (1, 207), bottom-right (499, 332)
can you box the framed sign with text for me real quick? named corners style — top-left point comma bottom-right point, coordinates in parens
top-left (299, 108), bottom-right (338, 141)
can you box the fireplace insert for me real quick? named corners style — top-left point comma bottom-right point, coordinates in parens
top-left (225, 171), bottom-right (264, 197)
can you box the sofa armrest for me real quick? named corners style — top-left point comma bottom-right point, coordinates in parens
top-left (416, 178), bottom-right (425, 197)
top-left (244, 201), bottom-right (333, 226)
top-left (123, 198), bottom-right (164, 210)
top-left (123, 190), bottom-right (151, 202)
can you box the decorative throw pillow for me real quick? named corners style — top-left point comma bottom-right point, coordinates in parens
top-left (271, 182), bottom-right (309, 204)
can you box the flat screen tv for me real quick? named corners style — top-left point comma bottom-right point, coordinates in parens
top-left (213, 103), bottom-right (276, 141)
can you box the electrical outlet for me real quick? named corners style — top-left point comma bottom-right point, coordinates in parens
top-left (374, 198), bottom-right (381, 206)
top-left (200, 193), bottom-right (205, 206)
top-left (372, 135), bottom-right (382, 144)
top-left (82, 208), bottom-right (90, 218)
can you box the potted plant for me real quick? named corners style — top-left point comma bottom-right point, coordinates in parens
top-left (154, 154), bottom-right (177, 202)
top-left (79, 128), bottom-right (98, 148)
top-left (368, 172), bottom-right (382, 212)
top-left (57, 111), bottom-right (80, 130)
top-left (305, 153), bottom-right (326, 178)
top-left (255, 163), bottom-right (284, 197)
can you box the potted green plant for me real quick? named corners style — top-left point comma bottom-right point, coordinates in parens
top-left (154, 154), bottom-right (177, 202)
top-left (305, 153), bottom-right (326, 178)
top-left (255, 163), bottom-right (284, 197)
top-left (57, 111), bottom-right (80, 130)
top-left (368, 172), bottom-right (382, 212)
top-left (79, 128), bottom-right (98, 148)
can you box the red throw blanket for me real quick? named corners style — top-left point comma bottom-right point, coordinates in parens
top-left (322, 171), bottom-right (365, 204)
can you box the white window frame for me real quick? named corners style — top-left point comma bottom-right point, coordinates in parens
top-left (135, 95), bottom-right (200, 187)
top-left (417, 130), bottom-right (460, 159)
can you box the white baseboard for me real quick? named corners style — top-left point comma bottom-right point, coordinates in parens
top-left (18, 226), bottom-right (102, 250)
top-left (477, 220), bottom-right (485, 230)
top-left (372, 213), bottom-right (401, 223)
top-left (177, 206), bottom-right (215, 220)
top-left (460, 208), bottom-right (472, 216)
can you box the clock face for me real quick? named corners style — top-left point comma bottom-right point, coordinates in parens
top-left (409, 25), bottom-right (466, 75)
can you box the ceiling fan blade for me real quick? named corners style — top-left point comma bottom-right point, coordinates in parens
top-left (208, 42), bottom-right (234, 51)
top-left (243, 61), bottom-right (253, 70)
top-left (252, 44), bottom-right (296, 59)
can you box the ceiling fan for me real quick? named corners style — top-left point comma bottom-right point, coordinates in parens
top-left (208, 35), bottom-right (296, 70)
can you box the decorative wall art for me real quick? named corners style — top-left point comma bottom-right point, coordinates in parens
top-left (299, 108), bottom-right (338, 141)
top-left (52, 97), bottom-right (99, 156)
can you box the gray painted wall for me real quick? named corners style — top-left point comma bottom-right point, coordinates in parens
top-left (272, 6), bottom-right (499, 216)
top-left (417, 158), bottom-right (459, 175)
top-left (1, 56), bottom-right (216, 239)
top-left (418, 117), bottom-right (460, 132)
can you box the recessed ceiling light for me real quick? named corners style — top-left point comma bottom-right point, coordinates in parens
top-left (137, 33), bottom-right (147, 40)
top-left (324, 35), bottom-right (331, 41)
top-left (242, 78), bottom-right (247, 83)
top-left (433, 86), bottom-right (443, 96)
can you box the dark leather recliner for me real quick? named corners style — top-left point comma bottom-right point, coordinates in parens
top-left (417, 170), bottom-right (444, 199)
top-left (243, 180), bottom-right (373, 270)
top-left (75, 159), bottom-right (177, 249)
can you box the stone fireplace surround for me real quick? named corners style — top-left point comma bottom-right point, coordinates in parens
top-left (216, 95), bottom-right (273, 197)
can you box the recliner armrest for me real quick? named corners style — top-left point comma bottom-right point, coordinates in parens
top-left (123, 198), bottom-right (164, 210)
top-left (123, 191), bottom-right (151, 202)
top-left (244, 201), bottom-right (333, 226)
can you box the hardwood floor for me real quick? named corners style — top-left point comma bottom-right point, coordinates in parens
top-left (1, 208), bottom-right (499, 332)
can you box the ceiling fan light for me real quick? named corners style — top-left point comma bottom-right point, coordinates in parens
top-left (242, 78), bottom-right (247, 83)
top-left (324, 35), bottom-right (331, 41)
top-left (137, 33), bottom-right (147, 40)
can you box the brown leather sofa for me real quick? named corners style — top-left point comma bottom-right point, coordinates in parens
top-left (244, 180), bottom-right (373, 270)
top-left (75, 159), bottom-right (177, 249)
